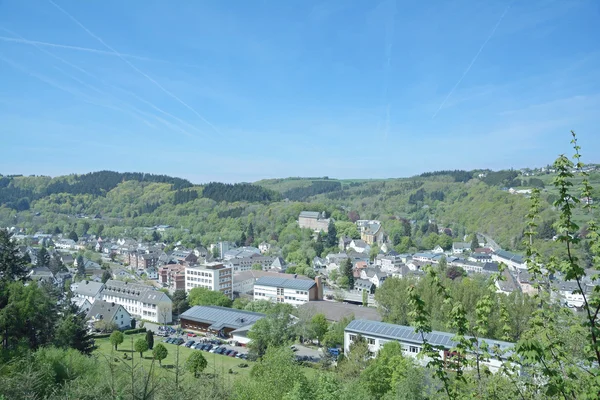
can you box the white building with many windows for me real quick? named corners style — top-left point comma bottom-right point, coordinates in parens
top-left (253, 276), bottom-right (322, 306)
top-left (344, 320), bottom-right (513, 374)
top-left (185, 262), bottom-right (233, 299)
top-left (101, 280), bottom-right (172, 324)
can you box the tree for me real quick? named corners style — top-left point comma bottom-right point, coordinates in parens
top-left (446, 265), bottom-right (466, 280)
top-left (151, 230), bottom-right (161, 242)
top-left (0, 229), bottom-right (28, 281)
top-left (54, 305), bottom-right (97, 355)
top-left (37, 246), bottom-right (50, 267)
top-left (68, 231), bottom-right (78, 242)
top-left (362, 289), bottom-right (368, 306)
top-left (145, 330), bottom-right (154, 350)
top-left (369, 244), bottom-right (379, 262)
top-left (185, 351), bottom-right (207, 377)
top-left (101, 270), bottom-right (112, 283)
top-left (309, 313), bottom-right (328, 345)
top-left (339, 258), bottom-right (354, 290)
top-left (76, 255), bottom-right (85, 277)
top-left (251, 263), bottom-right (263, 271)
top-left (95, 319), bottom-right (117, 333)
top-left (438, 255), bottom-right (447, 271)
top-left (248, 303), bottom-right (294, 357)
top-left (134, 338), bottom-right (149, 358)
top-left (153, 343), bottom-right (168, 366)
top-left (48, 252), bottom-right (65, 275)
top-left (470, 234), bottom-right (479, 251)
top-left (326, 219), bottom-right (337, 247)
top-left (110, 331), bottom-right (124, 351)
top-left (171, 289), bottom-right (189, 317)
top-left (188, 287), bottom-right (232, 308)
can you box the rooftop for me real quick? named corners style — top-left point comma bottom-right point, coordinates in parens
top-left (299, 301), bottom-right (381, 322)
top-left (180, 305), bottom-right (265, 330)
top-left (255, 276), bottom-right (316, 291)
top-left (346, 319), bottom-right (514, 355)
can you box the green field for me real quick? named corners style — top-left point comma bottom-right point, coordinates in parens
top-left (95, 333), bottom-right (253, 377)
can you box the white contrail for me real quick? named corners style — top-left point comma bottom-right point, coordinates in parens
top-left (1, 27), bottom-right (197, 136)
top-left (0, 36), bottom-right (161, 63)
top-left (49, 0), bottom-right (221, 136)
top-left (431, 2), bottom-right (513, 119)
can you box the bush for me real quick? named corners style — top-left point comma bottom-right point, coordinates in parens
top-left (124, 328), bottom-right (147, 335)
top-left (93, 333), bottom-right (111, 338)
top-left (237, 363), bottom-right (249, 368)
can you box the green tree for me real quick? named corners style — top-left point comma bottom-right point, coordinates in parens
top-left (339, 258), bottom-right (354, 290)
top-left (322, 315), bottom-right (354, 349)
top-left (188, 287), bottom-right (232, 307)
top-left (470, 234), bottom-right (479, 251)
top-left (248, 303), bottom-right (294, 357)
top-left (185, 351), bottom-right (208, 377)
top-left (76, 255), bottom-right (85, 277)
top-left (251, 263), bottom-right (263, 270)
top-left (109, 330), bottom-right (124, 351)
top-left (151, 230), bottom-right (161, 242)
top-left (101, 270), bottom-right (112, 283)
top-left (446, 265), bottom-right (466, 280)
top-left (37, 246), bottom-right (50, 267)
top-left (134, 338), bottom-right (148, 358)
top-left (362, 288), bottom-right (368, 306)
top-left (309, 313), bottom-right (328, 345)
top-left (437, 234), bottom-right (453, 251)
top-left (171, 289), bottom-right (190, 316)
top-left (145, 330), bottom-right (154, 350)
top-left (68, 231), bottom-right (78, 242)
top-left (152, 343), bottom-right (168, 366)
top-left (327, 219), bottom-right (337, 247)
top-left (0, 229), bottom-right (28, 281)
top-left (54, 305), bottom-right (97, 355)
top-left (369, 244), bottom-right (380, 262)
top-left (438, 255), bottom-right (447, 271)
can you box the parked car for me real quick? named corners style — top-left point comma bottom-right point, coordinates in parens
top-left (185, 340), bottom-right (195, 348)
top-left (290, 345), bottom-right (298, 352)
top-left (228, 351), bottom-right (237, 357)
top-left (204, 344), bottom-right (213, 351)
top-left (173, 338), bottom-right (185, 345)
top-left (187, 332), bottom-right (197, 337)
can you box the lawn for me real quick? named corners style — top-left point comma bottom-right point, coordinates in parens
top-left (95, 334), bottom-right (253, 377)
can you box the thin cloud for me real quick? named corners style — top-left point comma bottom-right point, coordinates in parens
top-left (431, 2), bottom-right (513, 119)
top-left (49, 0), bottom-right (222, 138)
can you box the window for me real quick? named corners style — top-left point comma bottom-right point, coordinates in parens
top-left (349, 334), bottom-right (356, 342)
top-left (409, 346), bottom-right (420, 354)
top-left (368, 338), bottom-right (375, 345)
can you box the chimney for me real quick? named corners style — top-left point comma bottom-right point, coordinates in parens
top-left (315, 276), bottom-right (323, 301)
top-left (112, 302), bottom-right (115, 307)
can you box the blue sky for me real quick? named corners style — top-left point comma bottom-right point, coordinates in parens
top-left (1, 0), bottom-right (599, 183)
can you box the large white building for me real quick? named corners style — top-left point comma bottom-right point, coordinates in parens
top-left (72, 281), bottom-right (105, 304)
top-left (101, 280), bottom-right (172, 324)
top-left (86, 299), bottom-right (132, 330)
top-left (253, 276), bottom-right (322, 306)
top-left (344, 319), bottom-right (513, 374)
top-left (492, 250), bottom-right (526, 271)
top-left (185, 262), bottom-right (233, 299)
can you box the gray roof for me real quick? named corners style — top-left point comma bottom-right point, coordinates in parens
top-left (453, 242), bottom-right (471, 249)
top-left (346, 319), bottom-right (513, 356)
top-left (494, 250), bottom-right (524, 264)
top-left (255, 276), bottom-right (316, 290)
top-left (299, 211), bottom-right (321, 219)
top-left (74, 281), bottom-right (105, 297)
top-left (103, 280), bottom-right (171, 305)
top-left (299, 301), bottom-right (381, 322)
top-left (354, 279), bottom-right (375, 290)
top-left (483, 262), bottom-right (499, 272)
top-left (180, 306), bottom-right (265, 330)
top-left (86, 300), bottom-right (128, 321)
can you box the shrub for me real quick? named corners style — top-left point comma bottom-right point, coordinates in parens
top-left (237, 363), bottom-right (249, 368)
top-left (124, 328), bottom-right (147, 335)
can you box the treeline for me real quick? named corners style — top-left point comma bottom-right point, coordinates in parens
top-left (283, 180), bottom-right (342, 201)
top-left (481, 170), bottom-right (519, 187)
top-left (0, 171), bottom-right (192, 210)
top-left (418, 170), bottom-right (473, 182)
top-left (202, 182), bottom-right (281, 203)
top-left (173, 189), bottom-right (199, 205)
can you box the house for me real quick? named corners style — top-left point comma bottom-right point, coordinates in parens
top-left (72, 281), bottom-right (105, 304)
top-left (413, 253), bottom-right (436, 263)
top-left (298, 211), bottom-right (331, 232)
top-left (469, 252), bottom-right (493, 263)
top-left (482, 262), bottom-right (499, 274)
top-left (55, 239), bottom-right (77, 250)
top-left (27, 267), bottom-right (56, 285)
top-left (552, 280), bottom-right (594, 308)
top-left (128, 252), bottom-right (159, 271)
top-left (348, 239), bottom-right (371, 254)
top-left (233, 270), bottom-right (314, 296)
top-left (344, 319), bottom-right (514, 374)
top-left (495, 269), bottom-right (520, 295)
top-left (225, 254), bottom-right (275, 273)
top-left (73, 297), bottom-right (92, 315)
top-left (354, 279), bottom-right (376, 294)
top-left (360, 268), bottom-right (388, 288)
top-left (432, 245), bottom-right (444, 254)
top-left (339, 236), bottom-right (352, 251)
top-left (143, 266), bottom-right (158, 280)
top-left (86, 300), bottom-right (132, 330)
top-left (516, 271), bottom-right (537, 296)
top-left (270, 256), bottom-right (286, 270)
top-left (112, 268), bottom-right (133, 280)
top-left (254, 276), bottom-right (323, 306)
top-left (101, 280), bottom-right (173, 323)
top-left (258, 242), bottom-right (271, 254)
top-left (179, 305), bottom-right (266, 340)
top-left (209, 241), bottom-right (236, 259)
top-left (452, 242), bottom-right (471, 254)
top-left (185, 262), bottom-right (233, 298)
top-left (360, 222), bottom-right (385, 245)
top-left (492, 250), bottom-right (526, 271)
top-left (158, 264), bottom-right (186, 292)
top-left (170, 250), bottom-right (198, 264)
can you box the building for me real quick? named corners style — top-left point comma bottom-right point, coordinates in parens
top-left (348, 239), bottom-right (371, 254)
top-left (253, 276), bottom-right (323, 306)
top-left (258, 242), bottom-right (271, 254)
top-left (226, 254), bottom-right (275, 273)
top-left (101, 280), bottom-right (172, 323)
top-left (73, 297), bottom-right (92, 315)
top-left (468, 252), bottom-right (493, 263)
top-left (86, 300), bottom-right (132, 330)
top-left (128, 251), bottom-right (159, 271)
top-left (298, 211), bottom-right (330, 232)
top-left (159, 264), bottom-right (186, 291)
top-left (179, 305), bottom-right (265, 340)
top-left (210, 241), bottom-right (236, 259)
top-left (360, 222), bottom-right (385, 245)
top-left (452, 242), bottom-right (471, 254)
top-left (233, 270), bottom-right (314, 296)
top-left (72, 281), bottom-right (105, 304)
top-left (344, 319), bottom-right (513, 374)
top-left (492, 250), bottom-right (526, 271)
top-left (298, 301), bottom-right (382, 322)
top-left (185, 262), bottom-right (233, 298)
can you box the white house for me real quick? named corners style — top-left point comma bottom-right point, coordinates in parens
top-left (55, 239), bottom-right (77, 250)
top-left (348, 239), bottom-right (371, 254)
top-left (72, 281), bottom-right (105, 304)
top-left (344, 319), bottom-right (514, 374)
top-left (73, 297), bottom-right (93, 315)
top-left (253, 276), bottom-right (322, 306)
top-left (258, 242), bottom-right (271, 254)
top-left (432, 245), bottom-right (445, 254)
top-left (101, 280), bottom-right (172, 324)
top-left (492, 250), bottom-right (526, 271)
top-left (86, 300), bottom-right (132, 330)
top-left (452, 242), bottom-right (471, 254)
